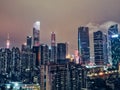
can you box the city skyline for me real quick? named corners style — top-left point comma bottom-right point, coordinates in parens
top-left (0, 0), bottom-right (120, 54)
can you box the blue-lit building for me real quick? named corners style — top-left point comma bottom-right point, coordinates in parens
top-left (108, 24), bottom-right (120, 69)
top-left (78, 27), bottom-right (90, 64)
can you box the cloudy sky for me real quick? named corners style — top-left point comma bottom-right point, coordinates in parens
top-left (0, 0), bottom-right (120, 54)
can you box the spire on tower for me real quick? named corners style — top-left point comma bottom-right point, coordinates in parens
top-left (51, 32), bottom-right (56, 46)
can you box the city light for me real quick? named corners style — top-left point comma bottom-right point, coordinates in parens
top-left (111, 34), bottom-right (118, 38)
top-left (6, 84), bottom-right (11, 89)
top-left (0, 18), bottom-right (120, 90)
top-left (99, 72), bottom-right (104, 76)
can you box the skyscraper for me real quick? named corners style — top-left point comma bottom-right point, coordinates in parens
top-left (40, 65), bottom-right (51, 90)
top-left (33, 46), bottom-right (40, 67)
top-left (78, 27), bottom-right (90, 64)
top-left (49, 65), bottom-right (67, 90)
top-left (57, 43), bottom-right (66, 60)
top-left (49, 62), bottom-right (86, 90)
top-left (33, 21), bottom-right (40, 46)
top-left (27, 36), bottom-right (32, 49)
top-left (57, 43), bottom-right (67, 64)
top-left (40, 44), bottom-right (49, 65)
top-left (21, 49), bottom-right (36, 83)
top-left (50, 32), bottom-right (57, 63)
top-left (93, 31), bottom-right (108, 65)
top-left (0, 48), bottom-right (12, 83)
top-left (11, 47), bottom-right (21, 81)
top-left (108, 24), bottom-right (120, 68)
top-left (33, 21), bottom-right (40, 67)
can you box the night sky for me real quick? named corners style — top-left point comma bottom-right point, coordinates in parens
top-left (0, 0), bottom-right (120, 54)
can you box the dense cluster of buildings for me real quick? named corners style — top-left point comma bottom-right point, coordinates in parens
top-left (78, 24), bottom-right (120, 69)
top-left (0, 21), bottom-right (120, 90)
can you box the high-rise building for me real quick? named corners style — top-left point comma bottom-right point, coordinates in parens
top-left (57, 43), bottom-right (66, 60)
top-left (33, 21), bottom-right (40, 67)
top-left (21, 49), bottom-right (36, 83)
top-left (33, 21), bottom-right (40, 46)
top-left (68, 62), bottom-right (87, 90)
top-left (108, 24), bottom-right (120, 68)
top-left (50, 32), bottom-right (57, 63)
top-left (40, 44), bottom-right (49, 65)
top-left (0, 49), bottom-right (5, 74)
top-left (78, 27), bottom-right (90, 64)
top-left (49, 65), bottom-right (67, 90)
top-left (40, 65), bottom-right (51, 90)
top-left (0, 48), bottom-right (12, 83)
top-left (103, 34), bottom-right (108, 64)
top-left (49, 62), bottom-right (86, 90)
top-left (48, 46), bottom-right (51, 63)
top-left (27, 36), bottom-right (32, 49)
top-left (93, 31), bottom-right (108, 65)
top-left (11, 47), bottom-right (21, 81)
top-left (33, 46), bottom-right (40, 67)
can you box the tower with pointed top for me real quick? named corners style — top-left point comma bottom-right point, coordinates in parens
top-left (50, 32), bottom-right (57, 63)
top-left (6, 33), bottom-right (10, 49)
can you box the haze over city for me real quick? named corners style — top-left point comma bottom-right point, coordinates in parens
top-left (0, 0), bottom-right (120, 54)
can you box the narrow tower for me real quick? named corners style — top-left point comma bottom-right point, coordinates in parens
top-left (33, 21), bottom-right (40, 66)
top-left (33, 21), bottom-right (40, 46)
top-left (51, 32), bottom-right (56, 46)
top-left (6, 33), bottom-right (10, 49)
top-left (50, 32), bottom-right (57, 63)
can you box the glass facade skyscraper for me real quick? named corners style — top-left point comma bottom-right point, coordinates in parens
top-left (50, 32), bottom-right (57, 63)
top-left (57, 43), bottom-right (66, 60)
top-left (78, 27), bottom-right (90, 64)
top-left (93, 31), bottom-right (108, 65)
top-left (108, 24), bottom-right (120, 68)
top-left (40, 44), bottom-right (49, 65)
